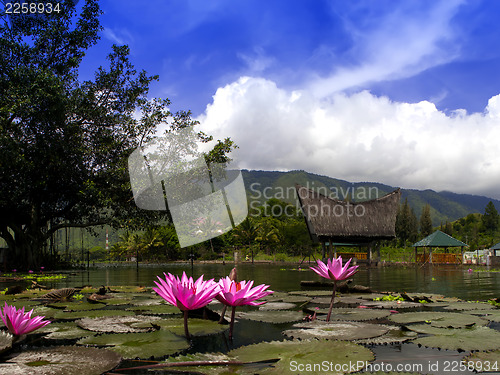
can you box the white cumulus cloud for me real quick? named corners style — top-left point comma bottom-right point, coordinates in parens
top-left (197, 76), bottom-right (500, 199)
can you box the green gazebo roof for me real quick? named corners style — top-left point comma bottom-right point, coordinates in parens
top-left (412, 230), bottom-right (467, 248)
top-left (491, 242), bottom-right (500, 250)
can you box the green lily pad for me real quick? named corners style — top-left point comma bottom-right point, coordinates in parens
top-left (354, 325), bottom-right (418, 345)
top-left (77, 330), bottom-right (189, 359)
top-left (414, 326), bottom-right (500, 351)
top-left (0, 332), bottom-right (13, 354)
top-left (443, 301), bottom-right (496, 311)
top-left (101, 298), bottom-right (133, 306)
top-left (77, 315), bottom-right (159, 333)
top-left (284, 321), bottom-right (389, 341)
top-left (38, 322), bottom-right (96, 340)
top-left (406, 324), bottom-right (460, 335)
top-left (47, 302), bottom-right (106, 311)
top-left (137, 318), bottom-right (228, 336)
top-left (261, 292), bottom-right (290, 302)
top-left (306, 307), bottom-right (391, 321)
top-left (54, 309), bottom-right (135, 320)
top-left (238, 310), bottom-right (305, 324)
top-left (125, 304), bottom-right (181, 315)
top-left (5, 300), bottom-right (40, 309)
top-left (259, 302), bottom-right (296, 311)
top-left (0, 346), bottom-right (121, 375)
top-left (471, 309), bottom-right (500, 322)
top-left (362, 300), bottom-right (421, 309)
top-left (464, 350), bottom-right (500, 372)
top-left (159, 352), bottom-right (238, 375)
top-left (228, 339), bottom-right (374, 374)
top-left (107, 286), bottom-right (150, 293)
top-left (389, 311), bottom-right (488, 328)
top-left (277, 295), bottom-right (311, 304)
top-left (310, 296), bottom-right (336, 305)
top-left (31, 306), bottom-right (59, 319)
top-left (289, 290), bottom-right (333, 297)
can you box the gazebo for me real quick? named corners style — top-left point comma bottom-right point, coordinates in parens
top-left (295, 184), bottom-right (401, 265)
top-left (491, 242), bottom-right (500, 256)
top-left (412, 230), bottom-right (468, 264)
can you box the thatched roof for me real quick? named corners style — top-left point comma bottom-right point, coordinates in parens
top-left (295, 184), bottom-right (400, 244)
top-left (491, 242), bottom-right (500, 250)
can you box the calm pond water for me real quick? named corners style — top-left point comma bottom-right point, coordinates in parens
top-left (54, 262), bottom-right (500, 301)
top-left (35, 263), bottom-right (500, 375)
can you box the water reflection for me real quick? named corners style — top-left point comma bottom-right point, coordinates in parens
top-left (54, 263), bottom-right (500, 300)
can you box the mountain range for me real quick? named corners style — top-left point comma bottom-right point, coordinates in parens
top-left (241, 170), bottom-right (500, 226)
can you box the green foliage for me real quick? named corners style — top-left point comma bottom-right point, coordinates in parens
top-left (395, 199), bottom-right (419, 246)
top-left (419, 204), bottom-right (433, 237)
top-left (374, 295), bottom-right (405, 302)
top-left (482, 201), bottom-right (499, 233)
top-left (0, 1), bottom-right (236, 270)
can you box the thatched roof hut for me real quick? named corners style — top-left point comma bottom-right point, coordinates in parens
top-left (295, 184), bottom-right (401, 244)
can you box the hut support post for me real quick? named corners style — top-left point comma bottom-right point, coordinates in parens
top-left (368, 243), bottom-right (372, 266)
top-left (429, 247), bottom-right (433, 264)
top-left (321, 242), bottom-right (327, 262)
top-left (414, 247), bottom-right (418, 263)
top-left (328, 240), bottom-right (333, 260)
top-left (460, 246), bottom-right (464, 264)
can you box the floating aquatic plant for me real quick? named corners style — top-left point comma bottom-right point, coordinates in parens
top-left (153, 272), bottom-right (220, 339)
top-left (310, 257), bottom-right (358, 321)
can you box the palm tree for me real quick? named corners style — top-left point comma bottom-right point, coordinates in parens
top-left (233, 217), bottom-right (259, 263)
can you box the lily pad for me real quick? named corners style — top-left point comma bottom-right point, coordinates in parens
top-left (38, 322), bottom-right (96, 340)
top-left (47, 302), bottom-right (106, 311)
top-left (277, 295), bottom-right (311, 304)
top-left (238, 310), bottom-right (305, 324)
top-left (0, 346), bottom-right (121, 375)
top-left (354, 325), bottom-right (418, 345)
top-left (389, 311), bottom-right (488, 328)
top-left (443, 301), bottom-right (496, 311)
top-left (31, 306), bottom-right (59, 319)
top-left (54, 309), bottom-right (135, 320)
top-left (77, 315), bottom-right (159, 333)
top-left (107, 285), bottom-right (149, 293)
top-left (464, 350), bottom-right (500, 372)
top-left (125, 304), bottom-right (181, 315)
top-left (259, 302), bottom-right (296, 311)
top-left (471, 309), bottom-right (500, 322)
top-left (77, 330), bottom-right (189, 359)
top-left (414, 326), bottom-right (500, 351)
top-left (306, 307), bottom-right (391, 321)
top-left (284, 321), bottom-right (389, 341)
top-left (160, 352), bottom-right (235, 375)
top-left (289, 290), bottom-right (333, 297)
top-left (228, 339), bottom-right (374, 374)
top-left (361, 300), bottom-right (421, 309)
top-left (136, 318), bottom-right (228, 336)
top-left (101, 298), bottom-right (133, 306)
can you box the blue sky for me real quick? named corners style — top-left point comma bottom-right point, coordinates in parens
top-left (79, 0), bottom-right (500, 199)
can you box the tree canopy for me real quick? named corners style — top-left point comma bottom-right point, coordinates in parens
top-left (0, 0), bottom-right (235, 269)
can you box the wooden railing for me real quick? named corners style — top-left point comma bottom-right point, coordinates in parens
top-left (416, 253), bottom-right (462, 264)
top-left (337, 252), bottom-right (367, 260)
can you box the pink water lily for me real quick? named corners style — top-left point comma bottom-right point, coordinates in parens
top-left (216, 277), bottom-right (273, 339)
top-left (0, 303), bottom-right (50, 336)
top-left (310, 257), bottom-right (358, 281)
top-left (310, 257), bottom-right (359, 322)
top-left (216, 277), bottom-right (273, 307)
top-left (153, 272), bottom-right (220, 339)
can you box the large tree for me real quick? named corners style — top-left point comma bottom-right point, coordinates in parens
top-left (0, 0), bottom-right (234, 269)
top-left (419, 204), bottom-right (433, 238)
top-left (482, 201), bottom-right (499, 233)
